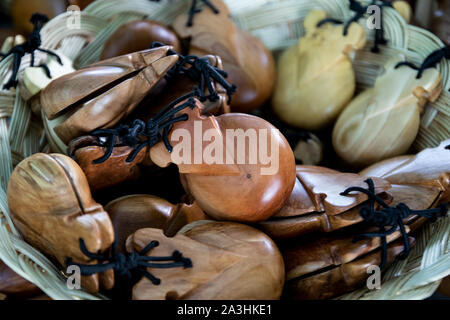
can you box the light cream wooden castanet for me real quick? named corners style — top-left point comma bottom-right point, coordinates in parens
top-left (333, 54), bottom-right (442, 167)
top-left (272, 10), bottom-right (366, 130)
top-left (19, 51), bottom-right (74, 101)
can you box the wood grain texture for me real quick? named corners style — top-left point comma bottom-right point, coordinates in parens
top-left (281, 142), bottom-right (449, 300)
top-left (284, 238), bottom-right (414, 300)
top-left (105, 195), bottom-right (209, 253)
top-left (272, 10), bottom-right (366, 130)
top-left (172, 0), bottom-right (275, 112)
top-left (7, 153), bottom-right (115, 293)
top-left (333, 54), bottom-right (442, 167)
top-left (131, 221), bottom-right (284, 300)
top-left (40, 47), bottom-right (179, 144)
top-left (150, 100), bottom-right (296, 222)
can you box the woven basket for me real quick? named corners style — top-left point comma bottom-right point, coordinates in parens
top-left (0, 0), bottom-right (448, 300)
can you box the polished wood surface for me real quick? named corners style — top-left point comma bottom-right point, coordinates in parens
top-left (281, 142), bottom-right (450, 299)
top-left (7, 153), bottom-right (115, 293)
top-left (172, 0), bottom-right (275, 112)
top-left (131, 221), bottom-right (284, 300)
top-left (0, 261), bottom-right (42, 298)
top-left (41, 47), bottom-right (179, 144)
top-left (101, 20), bottom-right (181, 60)
top-left (105, 195), bottom-right (209, 253)
top-left (360, 139), bottom-right (450, 186)
top-left (284, 238), bottom-right (414, 300)
top-left (272, 10), bottom-right (366, 130)
top-left (150, 101), bottom-right (296, 222)
top-left (333, 55), bottom-right (442, 167)
top-left (69, 136), bottom-right (151, 192)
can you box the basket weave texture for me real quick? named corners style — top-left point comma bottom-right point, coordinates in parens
top-left (0, 0), bottom-right (448, 300)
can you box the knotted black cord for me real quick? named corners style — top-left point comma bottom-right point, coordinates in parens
top-left (317, 0), bottom-right (392, 53)
top-left (340, 178), bottom-right (448, 269)
top-left (88, 44), bottom-right (236, 164)
top-left (149, 0), bottom-right (219, 27)
top-left (91, 92), bottom-right (198, 164)
top-left (66, 238), bottom-right (192, 285)
top-left (151, 41), bottom-right (237, 104)
top-left (3, 13), bottom-right (62, 90)
top-left (395, 46), bottom-right (450, 79)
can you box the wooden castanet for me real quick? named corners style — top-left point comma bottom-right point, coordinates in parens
top-left (70, 57), bottom-right (230, 192)
top-left (284, 238), bottom-right (414, 300)
top-left (69, 136), bottom-right (152, 192)
top-left (101, 20), bottom-right (181, 60)
top-left (281, 143), bottom-right (450, 300)
top-left (172, 0), bottom-right (275, 112)
top-left (105, 195), bottom-right (209, 253)
top-left (283, 181), bottom-right (442, 300)
top-left (7, 153), bottom-right (115, 293)
top-left (272, 10), bottom-right (366, 130)
top-left (255, 166), bottom-right (391, 239)
top-left (74, 98), bottom-right (295, 222)
top-left (333, 55), bottom-right (442, 167)
top-left (149, 101), bottom-right (296, 222)
top-left (40, 47), bottom-right (179, 144)
top-left (0, 261), bottom-right (42, 298)
top-left (360, 139), bottom-right (450, 187)
top-left (11, 0), bottom-right (66, 35)
top-left (131, 221), bottom-right (285, 300)
top-left (134, 55), bottom-right (231, 119)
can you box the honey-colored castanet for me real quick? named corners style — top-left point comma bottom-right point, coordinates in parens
top-left (149, 103), bottom-right (296, 223)
top-left (333, 55), bottom-right (442, 167)
top-left (101, 20), bottom-right (181, 60)
top-left (7, 153), bottom-right (115, 293)
top-left (255, 165), bottom-right (391, 239)
top-left (131, 221), bottom-right (285, 300)
top-left (272, 10), bottom-right (366, 130)
top-left (40, 47), bottom-right (179, 144)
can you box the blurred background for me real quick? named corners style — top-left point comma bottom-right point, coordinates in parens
top-left (0, 0), bottom-right (448, 300)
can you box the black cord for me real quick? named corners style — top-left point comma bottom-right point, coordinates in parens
top-left (3, 13), bottom-right (62, 90)
top-left (151, 41), bottom-right (237, 104)
top-left (395, 46), bottom-right (450, 79)
top-left (340, 178), bottom-right (448, 269)
top-left (91, 92), bottom-right (198, 164)
top-left (66, 238), bottom-right (192, 285)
